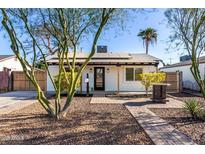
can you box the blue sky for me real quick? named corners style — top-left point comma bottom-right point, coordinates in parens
top-left (0, 9), bottom-right (182, 65)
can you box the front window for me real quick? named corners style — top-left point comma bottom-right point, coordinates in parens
top-left (125, 67), bottom-right (143, 81)
top-left (135, 68), bottom-right (143, 81)
top-left (126, 68), bottom-right (134, 81)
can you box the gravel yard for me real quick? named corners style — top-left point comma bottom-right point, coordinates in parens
top-left (150, 106), bottom-right (205, 144)
top-left (169, 92), bottom-right (205, 108)
top-left (0, 96), bottom-right (153, 145)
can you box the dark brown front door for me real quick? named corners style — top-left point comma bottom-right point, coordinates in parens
top-left (94, 67), bottom-right (105, 90)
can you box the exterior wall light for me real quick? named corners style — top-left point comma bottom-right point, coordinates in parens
top-left (106, 68), bottom-right (110, 73)
top-left (89, 68), bottom-right (93, 73)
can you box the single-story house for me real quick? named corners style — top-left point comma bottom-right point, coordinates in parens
top-left (0, 55), bottom-right (23, 71)
top-left (46, 47), bottom-right (161, 93)
top-left (160, 56), bottom-right (205, 91)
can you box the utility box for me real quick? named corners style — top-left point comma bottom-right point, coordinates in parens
top-left (152, 83), bottom-right (170, 103)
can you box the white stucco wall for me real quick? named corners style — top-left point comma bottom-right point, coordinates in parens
top-left (118, 65), bottom-right (156, 92)
top-left (160, 64), bottom-right (205, 91)
top-left (0, 57), bottom-right (23, 71)
top-left (47, 65), bottom-right (157, 93)
top-left (47, 65), bottom-right (59, 91)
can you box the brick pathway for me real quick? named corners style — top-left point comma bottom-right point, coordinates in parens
top-left (90, 93), bottom-right (196, 145)
top-left (126, 106), bottom-right (195, 145)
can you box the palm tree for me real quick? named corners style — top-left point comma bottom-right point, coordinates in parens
top-left (137, 27), bottom-right (157, 54)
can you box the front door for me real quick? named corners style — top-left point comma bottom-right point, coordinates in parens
top-left (94, 67), bottom-right (105, 90)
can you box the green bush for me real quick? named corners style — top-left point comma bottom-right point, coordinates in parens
top-left (139, 72), bottom-right (166, 96)
top-left (54, 72), bottom-right (81, 93)
top-left (183, 99), bottom-right (205, 121)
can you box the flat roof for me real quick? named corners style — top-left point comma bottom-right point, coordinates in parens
top-left (160, 56), bottom-right (205, 69)
top-left (47, 52), bottom-right (161, 65)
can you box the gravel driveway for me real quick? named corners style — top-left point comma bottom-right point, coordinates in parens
top-left (0, 91), bottom-right (37, 115)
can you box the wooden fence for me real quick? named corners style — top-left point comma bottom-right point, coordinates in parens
top-left (164, 71), bottom-right (182, 93)
top-left (12, 70), bottom-right (47, 91)
top-left (0, 68), bottom-right (10, 92)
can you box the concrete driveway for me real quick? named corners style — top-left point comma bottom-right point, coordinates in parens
top-left (0, 91), bottom-right (37, 115)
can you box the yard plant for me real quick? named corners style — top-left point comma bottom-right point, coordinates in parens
top-left (183, 99), bottom-right (205, 121)
top-left (54, 72), bottom-right (81, 93)
top-left (140, 72), bottom-right (166, 96)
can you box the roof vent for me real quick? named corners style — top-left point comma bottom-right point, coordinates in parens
top-left (97, 45), bottom-right (107, 53)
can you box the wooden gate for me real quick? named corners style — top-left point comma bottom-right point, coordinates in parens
top-left (12, 70), bottom-right (47, 91)
top-left (164, 71), bottom-right (182, 93)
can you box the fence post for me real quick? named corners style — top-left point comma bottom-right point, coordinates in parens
top-left (179, 71), bottom-right (182, 93)
top-left (1, 67), bottom-right (11, 92)
top-left (176, 71), bottom-right (179, 93)
top-left (7, 68), bottom-right (12, 91)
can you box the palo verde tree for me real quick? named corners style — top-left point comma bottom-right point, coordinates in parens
top-left (165, 9), bottom-right (205, 98)
top-left (1, 8), bottom-right (132, 118)
top-left (0, 8), bottom-right (135, 118)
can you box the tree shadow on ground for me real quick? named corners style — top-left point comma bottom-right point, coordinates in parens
top-left (0, 102), bottom-right (153, 145)
top-left (124, 101), bottom-right (164, 107)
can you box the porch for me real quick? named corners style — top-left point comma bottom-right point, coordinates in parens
top-left (80, 65), bottom-right (156, 94)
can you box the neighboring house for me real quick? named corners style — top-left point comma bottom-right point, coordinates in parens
top-left (160, 56), bottom-right (205, 91)
top-left (46, 46), bottom-right (161, 93)
top-left (0, 55), bottom-right (23, 71)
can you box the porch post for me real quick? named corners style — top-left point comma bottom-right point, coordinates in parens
top-left (80, 75), bottom-right (82, 95)
top-left (86, 73), bottom-right (89, 97)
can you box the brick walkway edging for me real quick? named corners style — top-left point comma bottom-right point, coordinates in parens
top-left (125, 105), bottom-right (196, 145)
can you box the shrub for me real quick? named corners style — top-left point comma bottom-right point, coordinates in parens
top-left (140, 72), bottom-right (166, 96)
top-left (183, 99), bottom-right (205, 121)
top-left (54, 72), bottom-right (81, 93)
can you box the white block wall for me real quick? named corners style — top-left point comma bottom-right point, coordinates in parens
top-left (0, 57), bottom-right (23, 71)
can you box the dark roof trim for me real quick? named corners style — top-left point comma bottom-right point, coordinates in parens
top-left (48, 62), bottom-right (158, 66)
top-left (50, 57), bottom-right (130, 60)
